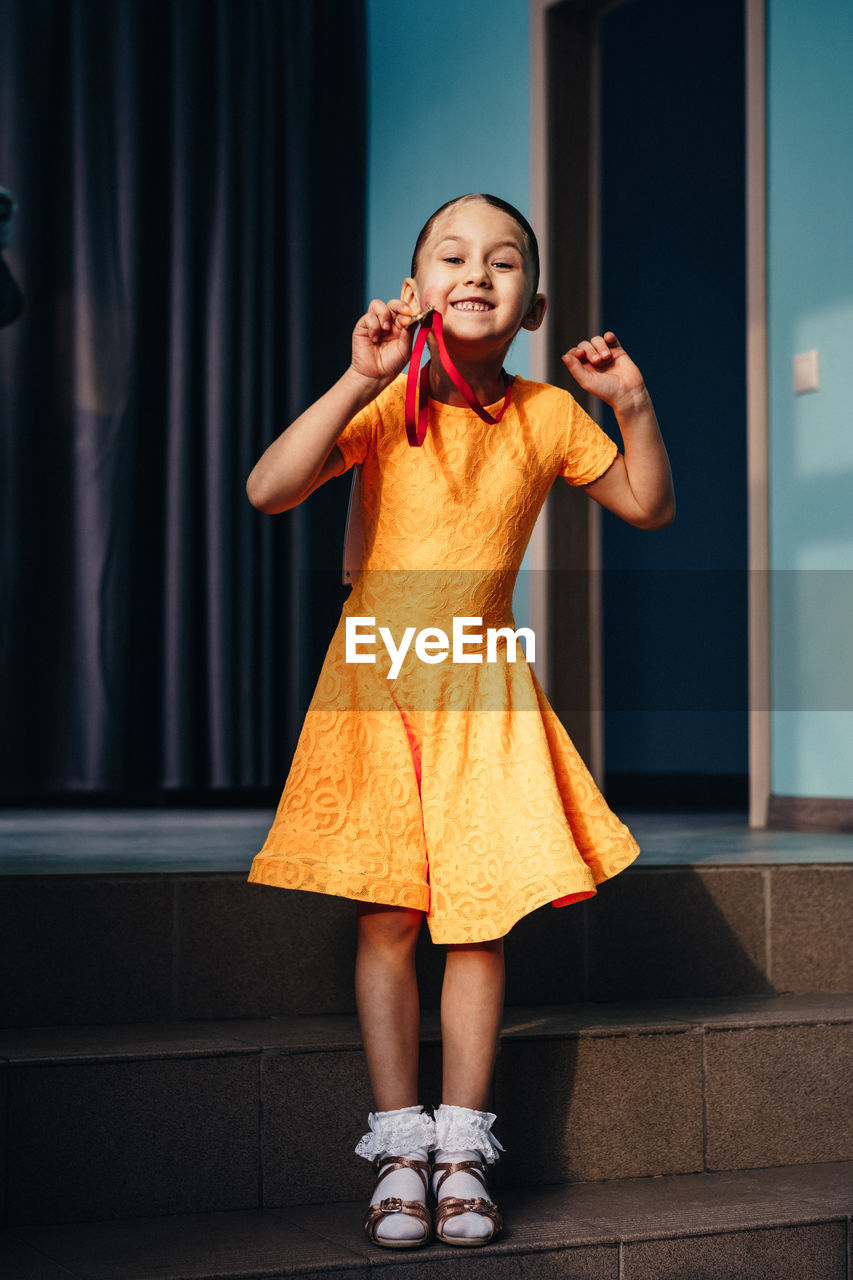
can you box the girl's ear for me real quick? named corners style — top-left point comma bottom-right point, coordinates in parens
top-left (401, 277), bottom-right (420, 309)
top-left (522, 293), bottom-right (547, 332)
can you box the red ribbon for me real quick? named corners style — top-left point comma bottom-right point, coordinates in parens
top-left (404, 309), bottom-right (513, 447)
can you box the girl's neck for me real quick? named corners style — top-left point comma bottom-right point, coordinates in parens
top-left (426, 349), bottom-right (509, 409)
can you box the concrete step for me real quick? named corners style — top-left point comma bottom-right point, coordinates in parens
top-left (1, 1160), bottom-right (851, 1279)
top-left (2, 861), bottom-right (852, 1027)
top-left (2, 994), bottom-right (851, 1228)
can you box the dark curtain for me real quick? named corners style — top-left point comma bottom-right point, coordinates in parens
top-left (0, 0), bottom-right (365, 796)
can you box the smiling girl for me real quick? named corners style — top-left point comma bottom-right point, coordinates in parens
top-left (246, 194), bottom-right (674, 1250)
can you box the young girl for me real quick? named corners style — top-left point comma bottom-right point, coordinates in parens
top-left (246, 194), bottom-right (674, 1249)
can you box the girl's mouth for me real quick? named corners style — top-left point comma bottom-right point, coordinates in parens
top-left (451, 300), bottom-right (494, 312)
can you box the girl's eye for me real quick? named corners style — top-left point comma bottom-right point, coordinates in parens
top-left (493, 261), bottom-right (518, 270)
top-left (444, 256), bottom-right (464, 264)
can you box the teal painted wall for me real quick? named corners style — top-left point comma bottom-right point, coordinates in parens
top-left (768, 0), bottom-right (853, 797)
top-left (365, 0), bottom-right (532, 374)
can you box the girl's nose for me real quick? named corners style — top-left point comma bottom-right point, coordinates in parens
top-left (465, 264), bottom-right (491, 288)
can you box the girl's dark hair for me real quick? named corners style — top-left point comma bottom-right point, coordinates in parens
top-left (410, 193), bottom-right (540, 293)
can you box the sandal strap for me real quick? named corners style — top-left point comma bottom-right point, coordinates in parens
top-left (364, 1196), bottom-right (432, 1244)
top-left (432, 1158), bottom-right (489, 1198)
top-left (373, 1154), bottom-right (431, 1197)
top-left (434, 1194), bottom-right (501, 1240)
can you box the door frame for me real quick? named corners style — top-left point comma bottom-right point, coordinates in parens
top-left (528, 0), bottom-right (769, 825)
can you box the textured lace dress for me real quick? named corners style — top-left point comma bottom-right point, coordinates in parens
top-left (247, 373), bottom-right (639, 943)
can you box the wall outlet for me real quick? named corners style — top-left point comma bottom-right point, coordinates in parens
top-left (793, 349), bottom-right (820, 394)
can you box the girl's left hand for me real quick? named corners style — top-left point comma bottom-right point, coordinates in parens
top-left (561, 332), bottom-right (648, 413)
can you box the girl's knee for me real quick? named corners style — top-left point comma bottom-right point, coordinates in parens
top-left (357, 902), bottom-right (424, 952)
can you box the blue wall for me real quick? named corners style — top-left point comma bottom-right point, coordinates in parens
top-left (366, 0), bottom-right (853, 803)
top-left (768, 0), bottom-right (853, 797)
top-left (365, 0), bottom-right (532, 373)
top-left (599, 0), bottom-right (748, 779)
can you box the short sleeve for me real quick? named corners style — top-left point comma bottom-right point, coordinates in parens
top-left (333, 401), bottom-right (377, 475)
top-left (558, 395), bottom-right (619, 487)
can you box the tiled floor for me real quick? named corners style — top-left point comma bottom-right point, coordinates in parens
top-left (0, 808), bottom-right (852, 875)
top-left (0, 810), bottom-right (270, 874)
top-left (622, 810), bottom-right (853, 865)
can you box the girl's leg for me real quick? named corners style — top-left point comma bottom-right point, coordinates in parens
top-left (434, 937), bottom-right (506, 1243)
top-left (355, 902), bottom-right (423, 1109)
top-left (441, 938), bottom-right (505, 1106)
top-left (355, 902), bottom-right (431, 1246)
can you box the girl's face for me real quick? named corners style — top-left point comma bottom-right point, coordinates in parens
top-left (403, 201), bottom-right (545, 352)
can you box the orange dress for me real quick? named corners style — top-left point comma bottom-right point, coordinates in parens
top-left (247, 373), bottom-right (639, 943)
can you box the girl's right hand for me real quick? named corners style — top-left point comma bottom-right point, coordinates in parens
top-left (350, 298), bottom-right (415, 387)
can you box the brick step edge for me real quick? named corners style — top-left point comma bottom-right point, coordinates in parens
top-left (2, 991), bottom-right (852, 1062)
top-left (2, 1161), bottom-right (851, 1280)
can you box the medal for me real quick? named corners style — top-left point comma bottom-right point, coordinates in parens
top-left (404, 308), bottom-right (513, 447)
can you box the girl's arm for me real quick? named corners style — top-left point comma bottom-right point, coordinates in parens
top-left (246, 298), bottom-right (414, 513)
top-left (562, 332), bottom-right (675, 531)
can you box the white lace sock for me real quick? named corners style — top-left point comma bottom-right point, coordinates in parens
top-left (432, 1104), bottom-right (503, 1242)
top-left (355, 1106), bottom-right (436, 1244)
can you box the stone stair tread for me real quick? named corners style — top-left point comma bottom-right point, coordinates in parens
top-left (3, 1161), bottom-right (851, 1279)
top-left (4, 993), bottom-right (851, 1229)
top-left (1, 991), bottom-right (851, 1065)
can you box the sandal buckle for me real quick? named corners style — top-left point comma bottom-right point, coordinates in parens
top-left (379, 1196), bottom-right (403, 1213)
